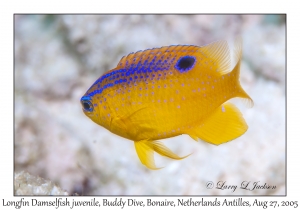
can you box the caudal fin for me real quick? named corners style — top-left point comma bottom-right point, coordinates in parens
top-left (231, 38), bottom-right (254, 108)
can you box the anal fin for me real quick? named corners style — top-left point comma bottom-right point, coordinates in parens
top-left (187, 102), bottom-right (248, 145)
top-left (134, 140), bottom-right (189, 169)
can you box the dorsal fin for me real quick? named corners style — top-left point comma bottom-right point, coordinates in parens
top-left (199, 40), bottom-right (231, 75)
top-left (116, 45), bottom-right (200, 69)
top-left (233, 37), bottom-right (243, 66)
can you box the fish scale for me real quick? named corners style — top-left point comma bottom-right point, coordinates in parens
top-left (81, 39), bottom-right (253, 169)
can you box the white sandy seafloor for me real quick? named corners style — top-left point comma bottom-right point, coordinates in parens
top-left (14, 15), bottom-right (285, 195)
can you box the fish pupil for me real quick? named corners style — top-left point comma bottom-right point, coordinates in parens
top-left (83, 102), bottom-right (91, 111)
top-left (81, 100), bottom-right (94, 112)
top-left (175, 56), bottom-right (196, 72)
top-left (81, 96), bottom-right (93, 112)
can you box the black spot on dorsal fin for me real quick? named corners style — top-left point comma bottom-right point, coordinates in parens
top-left (175, 56), bottom-right (196, 72)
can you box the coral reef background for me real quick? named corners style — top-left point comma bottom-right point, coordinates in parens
top-left (14, 14), bottom-right (285, 195)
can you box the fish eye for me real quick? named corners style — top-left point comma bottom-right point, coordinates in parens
top-left (81, 96), bottom-right (94, 112)
top-left (175, 56), bottom-right (196, 72)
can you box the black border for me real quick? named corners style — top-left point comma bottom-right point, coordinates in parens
top-left (13, 14), bottom-right (287, 197)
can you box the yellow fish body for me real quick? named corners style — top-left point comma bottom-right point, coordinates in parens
top-left (81, 39), bottom-right (253, 169)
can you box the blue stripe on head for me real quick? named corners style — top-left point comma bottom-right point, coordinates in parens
top-left (87, 48), bottom-right (191, 97)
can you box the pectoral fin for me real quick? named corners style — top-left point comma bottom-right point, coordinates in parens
top-left (187, 102), bottom-right (248, 145)
top-left (134, 140), bottom-right (189, 169)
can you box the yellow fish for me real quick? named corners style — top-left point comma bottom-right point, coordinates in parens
top-left (81, 39), bottom-right (253, 169)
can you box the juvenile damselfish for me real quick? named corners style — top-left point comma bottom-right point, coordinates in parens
top-left (81, 39), bottom-right (253, 169)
